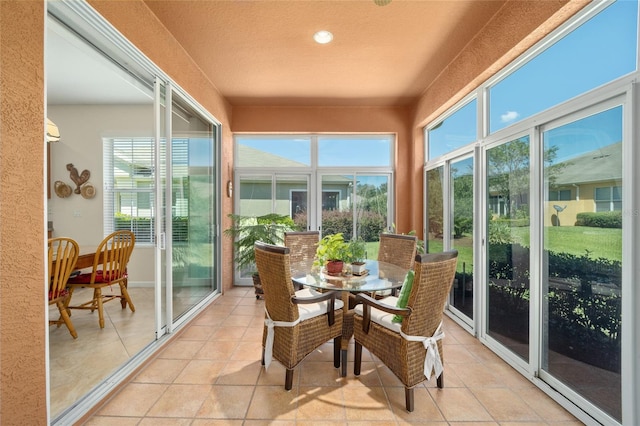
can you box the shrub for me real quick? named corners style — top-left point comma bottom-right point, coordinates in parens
top-left (575, 211), bottom-right (622, 228)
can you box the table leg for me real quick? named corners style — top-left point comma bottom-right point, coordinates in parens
top-left (340, 291), bottom-right (353, 377)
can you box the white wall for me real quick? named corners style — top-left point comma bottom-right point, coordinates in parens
top-left (48, 104), bottom-right (155, 284)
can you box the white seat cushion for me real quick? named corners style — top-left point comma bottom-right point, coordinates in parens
top-left (353, 296), bottom-right (401, 332)
top-left (295, 288), bottom-right (344, 321)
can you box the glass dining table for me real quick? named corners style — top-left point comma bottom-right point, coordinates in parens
top-left (291, 258), bottom-right (409, 377)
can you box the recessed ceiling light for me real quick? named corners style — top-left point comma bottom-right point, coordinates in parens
top-left (313, 30), bottom-right (333, 44)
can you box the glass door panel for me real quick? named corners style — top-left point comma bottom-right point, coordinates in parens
top-left (276, 175), bottom-right (310, 230)
top-left (355, 174), bottom-right (389, 259)
top-left (542, 107), bottom-right (622, 421)
top-left (450, 156), bottom-right (474, 320)
top-left (486, 136), bottom-right (530, 361)
top-left (426, 166), bottom-right (445, 253)
top-left (170, 94), bottom-right (217, 322)
top-left (320, 174), bottom-right (354, 239)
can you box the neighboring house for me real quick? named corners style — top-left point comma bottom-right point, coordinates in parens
top-left (545, 142), bottom-right (621, 227)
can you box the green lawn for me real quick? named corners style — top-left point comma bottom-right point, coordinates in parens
top-left (424, 225), bottom-right (621, 273)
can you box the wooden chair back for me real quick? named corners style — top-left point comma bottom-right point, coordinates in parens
top-left (90, 230), bottom-right (135, 285)
top-left (48, 237), bottom-right (79, 301)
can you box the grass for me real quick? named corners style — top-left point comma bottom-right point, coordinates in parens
top-left (425, 225), bottom-right (622, 274)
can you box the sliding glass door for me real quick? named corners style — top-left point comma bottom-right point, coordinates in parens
top-left (485, 135), bottom-right (531, 362)
top-left (540, 104), bottom-right (623, 421)
top-left (168, 93), bottom-right (218, 324)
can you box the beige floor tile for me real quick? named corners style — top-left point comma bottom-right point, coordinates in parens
top-left (195, 339), bottom-right (239, 360)
top-left (230, 340), bottom-right (264, 361)
top-left (343, 386), bottom-right (395, 421)
top-left (386, 386), bottom-right (445, 422)
top-left (245, 385), bottom-right (298, 420)
top-left (191, 420), bottom-right (244, 426)
top-left (216, 359), bottom-right (262, 385)
top-left (98, 383), bottom-right (167, 417)
top-left (471, 388), bottom-right (542, 422)
top-left (516, 387), bottom-right (579, 422)
top-left (79, 288), bottom-right (583, 425)
top-left (295, 386), bottom-right (346, 421)
top-left (83, 416), bottom-right (141, 425)
top-left (428, 387), bottom-right (493, 422)
top-left (174, 359), bottom-right (227, 384)
top-left (133, 358), bottom-right (189, 383)
top-left (210, 326), bottom-right (250, 341)
top-left (298, 361), bottom-right (343, 387)
top-left (196, 385), bottom-right (254, 419)
top-left (146, 384), bottom-right (211, 417)
top-left (158, 339), bottom-right (206, 359)
top-left (138, 418), bottom-right (192, 425)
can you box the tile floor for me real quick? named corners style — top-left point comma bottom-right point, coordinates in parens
top-left (82, 285), bottom-right (583, 425)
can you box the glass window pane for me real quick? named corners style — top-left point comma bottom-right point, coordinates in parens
top-left (428, 99), bottom-right (477, 160)
top-left (486, 136), bottom-right (530, 362)
top-left (236, 136), bottom-right (311, 167)
top-left (450, 157), bottom-right (474, 320)
top-left (426, 166), bottom-right (444, 253)
top-left (318, 135), bottom-right (392, 167)
top-left (542, 106), bottom-right (622, 421)
top-left (489, 1), bottom-right (637, 133)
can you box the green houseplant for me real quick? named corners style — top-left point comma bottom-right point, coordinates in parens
top-left (314, 232), bottom-right (350, 275)
top-left (348, 237), bottom-right (367, 275)
top-left (224, 213), bottom-right (297, 297)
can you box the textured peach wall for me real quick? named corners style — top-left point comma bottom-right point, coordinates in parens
top-left (231, 105), bottom-right (417, 233)
top-left (0, 1), bottom-right (48, 424)
top-left (88, 0), bottom-right (236, 291)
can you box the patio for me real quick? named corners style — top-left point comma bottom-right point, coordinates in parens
top-left (82, 286), bottom-right (581, 425)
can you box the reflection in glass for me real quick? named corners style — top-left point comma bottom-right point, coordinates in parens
top-left (486, 136), bottom-right (530, 361)
top-left (318, 135), bottom-right (392, 167)
top-left (355, 175), bottom-right (389, 258)
top-left (450, 157), bottom-right (474, 319)
top-left (235, 136), bottom-right (311, 167)
top-left (542, 107), bottom-right (622, 421)
top-left (489, 1), bottom-right (636, 134)
top-left (426, 167), bottom-right (444, 253)
top-left (171, 95), bottom-right (217, 322)
top-left (428, 99), bottom-right (477, 160)
top-left (321, 175), bottom-right (354, 239)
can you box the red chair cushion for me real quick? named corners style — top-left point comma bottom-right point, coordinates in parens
top-left (68, 270), bottom-right (126, 284)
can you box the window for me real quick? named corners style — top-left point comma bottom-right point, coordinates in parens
top-left (548, 189), bottom-right (571, 201)
top-left (595, 186), bottom-right (622, 212)
top-left (104, 137), bottom-right (155, 243)
top-left (318, 135), bottom-right (392, 167)
top-left (489, 1), bottom-right (637, 134)
top-left (428, 98), bottom-right (477, 160)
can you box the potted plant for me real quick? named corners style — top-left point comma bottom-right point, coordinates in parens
top-left (314, 232), bottom-right (350, 276)
top-left (224, 213), bottom-right (297, 298)
top-left (348, 237), bottom-right (367, 275)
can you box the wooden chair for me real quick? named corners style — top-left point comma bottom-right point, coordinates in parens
top-left (254, 241), bottom-right (344, 390)
top-left (284, 230), bottom-right (319, 288)
top-left (353, 250), bottom-right (458, 412)
top-left (48, 237), bottom-right (80, 339)
top-left (67, 230), bottom-right (136, 328)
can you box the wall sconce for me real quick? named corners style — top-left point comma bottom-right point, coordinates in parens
top-left (46, 118), bottom-right (60, 143)
top-left (227, 180), bottom-right (233, 198)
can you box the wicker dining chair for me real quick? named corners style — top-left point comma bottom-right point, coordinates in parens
top-left (375, 233), bottom-right (417, 297)
top-left (48, 237), bottom-right (80, 339)
top-left (254, 241), bottom-right (344, 390)
top-left (284, 230), bottom-right (319, 288)
top-left (67, 230), bottom-right (136, 328)
top-left (353, 250), bottom-right (458, 412)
